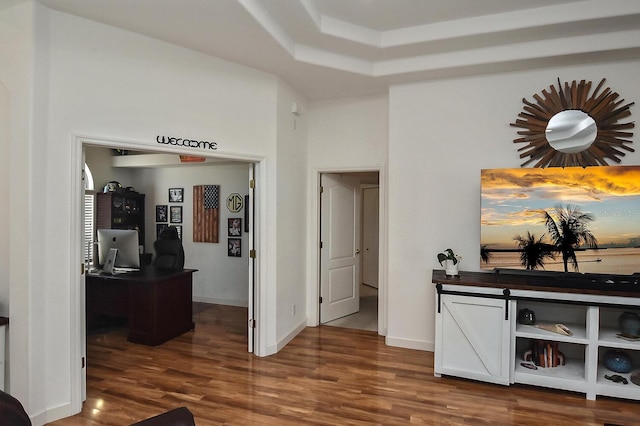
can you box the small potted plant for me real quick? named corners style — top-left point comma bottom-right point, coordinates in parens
top-left (437, 248), bottom-right (461, 277)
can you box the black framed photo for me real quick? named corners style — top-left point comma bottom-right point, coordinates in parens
top-left (228, 218), bottom-right (242, 236)
top-left (156, 223), bottom-right (169, 239)
top-left (156, 205), bottom-right (168, 222)
top-left (170, 206), bottom-right (183, 223)
top-left (244, 195), bottom-right (249, 232)
top-left (174, 225), bottom-right (182, 240)
top-left (169, 187), bottom-right (184, 203)
top-left (228, 238), bottom-right (241, 257)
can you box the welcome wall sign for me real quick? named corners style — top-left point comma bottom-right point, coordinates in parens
top-left (156, 135), bottom-right (218, 151)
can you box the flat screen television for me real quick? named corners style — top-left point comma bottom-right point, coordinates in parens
top-left (480, 165), bottom-right (640, 275)
top-left (96, 228), bottom-right (141, 269)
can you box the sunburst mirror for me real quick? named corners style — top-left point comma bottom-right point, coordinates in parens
top-left (511, 78), bottom-right (635, 168)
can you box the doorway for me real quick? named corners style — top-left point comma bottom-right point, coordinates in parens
top-left (72, 135), bottom-right (262, 403)
top-left (319, 171), bottom-right (380, 333)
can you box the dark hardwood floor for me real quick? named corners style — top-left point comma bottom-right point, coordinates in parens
top-left (48, 303), bottom-right (638, 425)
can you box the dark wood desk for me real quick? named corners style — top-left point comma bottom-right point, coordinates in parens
top-left (86, 268), bottom-right (197, 346)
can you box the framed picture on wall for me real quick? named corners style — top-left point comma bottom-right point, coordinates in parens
top-left (156, 223), bottom-right (169, 239)
top-left (170, 206), bottom-right (183, 223)
top-left (156, 205), bottom-right (168, 222)
top-left (244, 195), bottom-right (249, 232)
top-left (174, 225), bottom-right (182, 240)
top-left (228, 238), bottom-right (241, 257)
top-left (228, 218), bottom-right (242, 236)
top-left (169, 187), bottom-right (184, 203)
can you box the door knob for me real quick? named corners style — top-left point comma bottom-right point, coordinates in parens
top-left (355, 249), bottom-right (361, 254)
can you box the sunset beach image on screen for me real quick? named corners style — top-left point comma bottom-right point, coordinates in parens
top-left (480, 165), bottom-right (640, 275)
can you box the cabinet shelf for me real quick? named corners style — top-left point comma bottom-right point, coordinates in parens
top-left (596, 365), bottom-right (640, 400)
top-left (514, 357), bottom-right (587, 393)
top-left (96, 191), bottom-right (146, 249)
top-left (516, 323), bottom-right (588, 344)
top-left (598, 327), bottom-right (640, 350)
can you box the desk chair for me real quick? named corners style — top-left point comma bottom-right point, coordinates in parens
top-left (152, 226), bottom-right (185, 270)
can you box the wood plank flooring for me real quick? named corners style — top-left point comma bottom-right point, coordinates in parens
top-left (48, 303), bottom-right (638, 425)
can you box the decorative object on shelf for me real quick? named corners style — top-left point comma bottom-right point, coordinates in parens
top-left (603, 350), bottom-right (633, 374)
top-left (103, 181), bottom-right (123, 193)
top-left (616, 333), bottom-right (640, 342)
top-left (511, 78), bottom-right (634, 168)
top-left (619, 311), bottom-right (640, 338)
top-left (437, 248), bottom-right (461, 277)
top-left (534, 323), bottom-right (572, 336)
top-left (605, 374), bottom-right (629, 385)
top-left (631, 372), bottom-right (640, 387)
top-left (524, 340), bottom-right (565, 368)
top-left (518, 308), bottom-right (536, 325)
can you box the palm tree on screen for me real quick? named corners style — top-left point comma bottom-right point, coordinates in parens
top-left (480, 245), bottom-right (492, 264)
top-left (513, 232), bottom-right (555, 270)
top-left (543, 204), bottom-right (598, 272)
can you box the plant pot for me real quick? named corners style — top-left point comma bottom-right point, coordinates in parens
top-left (444, 259), bottom-right (459, 277)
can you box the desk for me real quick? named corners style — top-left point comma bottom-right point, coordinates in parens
top-left (86, 268), bottom-right (196, 346)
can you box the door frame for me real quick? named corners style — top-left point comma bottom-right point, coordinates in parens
top-left (308, 166), bottom-right (387, 335)
top-left (69, 133), bottom-right (266, 410)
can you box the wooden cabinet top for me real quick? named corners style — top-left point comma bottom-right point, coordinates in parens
top-left (432, 269), bottom-right (640, 298)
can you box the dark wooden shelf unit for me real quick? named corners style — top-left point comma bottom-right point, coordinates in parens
top-left (96, 191), bottom-right (146, 247)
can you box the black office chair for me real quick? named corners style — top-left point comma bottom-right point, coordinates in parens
top-left (152, 226), bottom-right (185, 270)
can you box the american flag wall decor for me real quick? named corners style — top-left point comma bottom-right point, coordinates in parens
top-left (193, 184), bottom-right (220, 242)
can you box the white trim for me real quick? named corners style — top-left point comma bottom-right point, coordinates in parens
top-left (307, 165), bottom-right (387, 337)
top-left (76, 133), bottom-right (264, 163)
top-left (192, 296), bottom-right (248, 308)
top-left (69, 133), bottom-right (268, 417)
top-left (385, 336), bottom-right (433, 352)
top-left (69, 135), bottom-right (84, 416)
top-left (275, 320), bottom-right (307, 353)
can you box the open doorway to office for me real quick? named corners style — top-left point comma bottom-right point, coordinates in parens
top-left (74, 135), bottom-right (262, 402)
top-left (319, 171), bottom-right (381, 333)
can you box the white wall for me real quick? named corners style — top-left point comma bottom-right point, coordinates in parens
top-left (0, 0), bottom-right (36, 411)
top-left (84, 146), bottom-right (134, 192)
top-left (274, 80), bottom-right (308, 347)
top-left (387, 61), bottom-right (640, 351)
top-left (2, 2), bottom-right (309, 423)
top-left (0, 83), bottom-right (9, 316)
top-left (136, 163), bottom-right (250, 306)
top-left (305, 94), bottom-right (389, 326)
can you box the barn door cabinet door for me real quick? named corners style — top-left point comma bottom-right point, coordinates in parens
top-left (435, 290), bottom-right (511, 385)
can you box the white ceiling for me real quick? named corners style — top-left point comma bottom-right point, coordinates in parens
top-left (12, 0), bottom-right (640, 100)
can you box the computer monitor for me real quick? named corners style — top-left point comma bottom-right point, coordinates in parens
top-left (96, 228), bottom-right (141, 269)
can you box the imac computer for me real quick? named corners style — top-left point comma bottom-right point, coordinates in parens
top-left (96, 228), bottom-right (141, 270)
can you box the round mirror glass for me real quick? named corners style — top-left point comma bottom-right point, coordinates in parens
top-left (545, 110), bottom-right (597, 154)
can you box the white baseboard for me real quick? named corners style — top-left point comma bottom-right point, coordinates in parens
top-left (385, 336), bottom-right (434, 352)
top-left (192, 296), bottom-right (248, 307)
top-left (276, 320), bottom-right (307, 353)
top-left (31, 401), bottom-right (75, 426)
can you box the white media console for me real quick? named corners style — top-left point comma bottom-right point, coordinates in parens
top-left (433, 270), bottom-right (640, 401)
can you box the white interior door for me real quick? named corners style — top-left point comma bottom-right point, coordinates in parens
top-left (362, 186), bottom-right (379, 288)
top-left (320, 174), bottom-right (361, 323)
